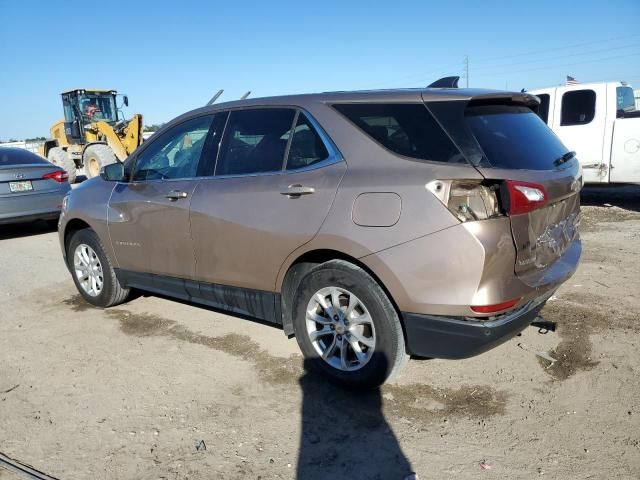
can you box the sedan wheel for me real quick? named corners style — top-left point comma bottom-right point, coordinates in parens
top-left (73, 243), bottom-right (104, 297)
top-left (305, 286), bottom-right (376, 372)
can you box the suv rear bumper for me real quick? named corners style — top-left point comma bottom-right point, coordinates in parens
top-left (401, 291), bottom-right (553, 359)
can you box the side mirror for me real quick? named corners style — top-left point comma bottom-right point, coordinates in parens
top-left (100, 162), bottom-right (126, 182)
top-left (123, 95), bottom-right (129, 107)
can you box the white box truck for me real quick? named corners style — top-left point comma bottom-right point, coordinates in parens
top-left (531, 82), bottom-right (640, 184)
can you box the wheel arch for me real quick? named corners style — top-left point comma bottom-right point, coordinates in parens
top-left (279, 249), bottom-right (404, 340)
top-left (63, 218), bottom-right (93, 253)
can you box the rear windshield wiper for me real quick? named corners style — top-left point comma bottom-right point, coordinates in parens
top-left (553, 151), bottom-right (576, 167)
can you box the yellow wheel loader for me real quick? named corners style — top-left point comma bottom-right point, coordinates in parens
top-left (40, 89), bottom-right (143, 183)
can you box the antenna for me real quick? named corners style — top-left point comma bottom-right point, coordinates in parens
top-left (206, 89), bottom-right (224, 106)
top-left (240, 91), bottom-right (251, 100)
top-left (427, 76), bottom-right (459, 88)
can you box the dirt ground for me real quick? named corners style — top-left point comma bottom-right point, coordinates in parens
top-left (1, 185), bottom-right (639, 479)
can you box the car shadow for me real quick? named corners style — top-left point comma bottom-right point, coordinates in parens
top-left (0, 219), bottom-right (58, 241)
top-left (296, 358), bottom-right (414, 480)
top-left (580, 184), bottom-right (640, 212)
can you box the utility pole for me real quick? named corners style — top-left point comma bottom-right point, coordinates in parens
top-left (463, 55), bottom-right (469, 88)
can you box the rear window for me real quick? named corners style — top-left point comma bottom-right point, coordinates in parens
top-left (0, 148), bottom-right (49, 166)
top-left (560, 89), bottom-right (596, 126)
top-left (466, 105), bottom-right (569, 170)
top-left (333, 103), bottom-right (465, 163)
top-left (536, 93), bottom-right (550, 124)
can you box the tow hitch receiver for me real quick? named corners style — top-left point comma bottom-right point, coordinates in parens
top-left (530, 317), bottom-right (557, 333)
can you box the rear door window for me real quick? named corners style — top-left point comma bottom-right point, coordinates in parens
top-left (333, 103), bottom-right (464, 163)
top-left (466, 104), bottom-right (569, 170)
top-left (286, 113), bottom-right (329, 170)
top-left (216, 108), bottom-right (296, 176)
top-left (560, 90), bottom-right (596, 126)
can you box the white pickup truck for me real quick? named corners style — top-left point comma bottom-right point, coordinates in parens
top-left (531, 81), bottom-right (640, 184)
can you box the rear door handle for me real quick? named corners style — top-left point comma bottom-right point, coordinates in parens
top-left (165, 190), bottom-right (188, 200)
top-left (280, 184), bottom-right (315, 197)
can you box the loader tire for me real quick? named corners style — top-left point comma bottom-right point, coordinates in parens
top-left (48, 147), bottom-right (77, 184)
top-left (84, 144), bottom-right (117, 179)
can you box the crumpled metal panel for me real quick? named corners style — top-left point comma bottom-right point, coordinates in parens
top-left (511, 193), bottom-right (580, 274)
top-left (535, 211), bottom-right (580, 268)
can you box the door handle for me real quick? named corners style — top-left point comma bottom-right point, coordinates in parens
top-left (165, 190), bottom-right (188, 200)
top-left (280, 184), bottom-right (315, 198)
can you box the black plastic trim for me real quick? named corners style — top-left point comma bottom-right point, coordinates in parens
top-left (402, 297), bottom-right (549, 359)
top-left (114, 269), bottom-right (280, 324)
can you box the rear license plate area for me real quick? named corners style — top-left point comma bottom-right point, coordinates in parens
top-left (9, 180), bottom-right (33, 193)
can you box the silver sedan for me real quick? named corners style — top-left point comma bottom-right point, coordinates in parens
top-left (0, 147), bottom-right (71, 225)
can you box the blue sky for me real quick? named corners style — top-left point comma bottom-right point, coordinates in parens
top-left (1, 0), bottom-right (639, 139)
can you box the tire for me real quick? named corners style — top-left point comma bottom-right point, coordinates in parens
top-left (67, 228), bottom-right (130, 308)
top-left (48, 147), bottom-right (77, 184)
top-left (83, 144), bottom-right (117, 179)
top-left (292, 260), bottom-right (408, 389)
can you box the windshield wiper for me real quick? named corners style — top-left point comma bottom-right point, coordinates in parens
top-left (553, 151), bottom-right (576, 167)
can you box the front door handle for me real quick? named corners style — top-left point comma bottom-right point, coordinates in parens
top-left (165, 190), bottom-right (188, 200)
top-left (280, 184), bottom-right (315, 198)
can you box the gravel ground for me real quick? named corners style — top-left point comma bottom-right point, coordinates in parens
top-left (1, 185), bottom-right (639, 479)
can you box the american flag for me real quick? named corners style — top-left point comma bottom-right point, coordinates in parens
top-left (566, 76), bottom-right (580, 85)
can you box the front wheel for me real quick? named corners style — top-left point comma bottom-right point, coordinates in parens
top-left (67, 228), bottom-right (130, 307)
top-left (292, 260), bottom-right (408, 389)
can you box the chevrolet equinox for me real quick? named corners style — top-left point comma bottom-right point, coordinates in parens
top-left (59, 86), bottom-right (581, 388)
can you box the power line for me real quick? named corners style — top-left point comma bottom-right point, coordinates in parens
top-left (356, 33), bottom-right (640, 90)
top-left (472, 52), bottom-right (640, 79)
top-left (471, 32), bottom-right (640, 64)
top-left (369, 34), bottom-right (640, 88)
top-left (472, 42), bottom-right (640, 73)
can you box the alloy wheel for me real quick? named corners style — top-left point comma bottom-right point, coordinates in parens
top-left (73, 244), bottom-right (103, 297)
top-left (305, 286), bottom-right (376, 371)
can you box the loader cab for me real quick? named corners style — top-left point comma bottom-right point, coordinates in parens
top-left (61, 89), bottom-right (119, 143)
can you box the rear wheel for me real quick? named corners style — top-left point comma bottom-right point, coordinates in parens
top-left (83, 144), bottom-right (117, 179)
top-left (48, 147), bottom-right (77, 183)
top-left (67, 229), bottom-right (130, 307)
top-left (292, 260), bottom-right (408, 389)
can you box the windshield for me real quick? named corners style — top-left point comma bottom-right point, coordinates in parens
top-left (466, 104), bottom-right (570, 170)
top-left (616, 86), bottom-right (636, 112)
top-left (79, 93), bottom-right (118, 123)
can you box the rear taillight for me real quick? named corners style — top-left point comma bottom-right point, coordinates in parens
top-left (471, 298), bottom-right (520, 314)
top-left (43, 170), bottom-right (69, 183)
top-left (427, 179), bottom-right (549, 222)
top-left (503, 180), bottom-right (547, 215)
top-left (426, 180), bottom-right (501, 222)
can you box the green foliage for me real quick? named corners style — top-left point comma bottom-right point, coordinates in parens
top-left (144, 124), bottom-right (165, 132)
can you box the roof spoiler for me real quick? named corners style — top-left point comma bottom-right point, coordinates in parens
top-left (427, 76), bottom-right (459, 88)
top-left (468, 92), bottom-right (541, 107)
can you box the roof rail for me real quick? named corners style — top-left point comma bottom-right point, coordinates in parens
top-left (427, 76), bottom-right (459, 88)
top-left (206, 89), bottom-right (224, 106)
top-left (240, 91), bottom-right (251, 100)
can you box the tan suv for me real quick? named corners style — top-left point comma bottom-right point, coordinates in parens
top-left (59, 86), bottom-right (581, 388)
